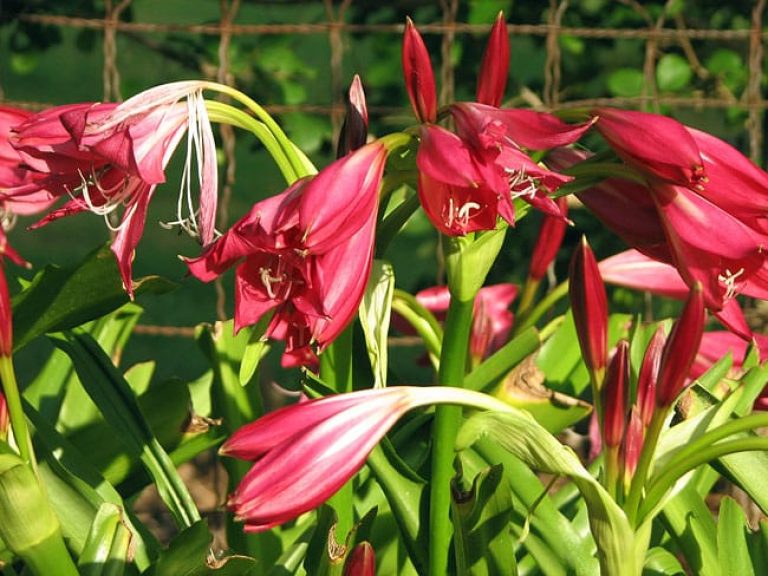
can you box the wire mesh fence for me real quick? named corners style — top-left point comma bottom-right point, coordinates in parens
top-left (1, 0), bottom-right (766, 340)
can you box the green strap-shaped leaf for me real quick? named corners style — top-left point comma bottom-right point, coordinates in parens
top-left (451, 464), bottom-right (517, 576)
top-left (457, 410), bottom-right (639, 576)
top-left (12, 244), bottom-right (175, 351)
top-left (717, 497), bottom-right (755, 576)
top-left (77, 503), bottom-right (132, 576)
top-left (50, 329), bottom-right (200, 530)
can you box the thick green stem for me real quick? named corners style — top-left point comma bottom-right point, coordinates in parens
top-left (625, 409), bottom-right (666, 525)
top-left (320, 326), bottom-right (355, 549)
top-left (0, 357), bottom-right (35, 471)
top-left (429, 296), bottom-right (475, 576)
top-left (516, 276), bottom-right (541, 317)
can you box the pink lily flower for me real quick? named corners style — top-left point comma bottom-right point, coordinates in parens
top-left (691, 330), bottom-right (768, 382)
top-left (221, 385), bottom-right (509, 532)
top-left (415, 283), bottom-right (517, 364)
top-left (592, 107), bottom-right (706, 188)
top-left (598, 249), bottom-right (754, 342)
top-left (551, 143), bottom-right (768, 313)
top-left (569, 237), bottom-right (608, 385)
top-left (185, 142), bottom-right (387, 367)
top-left (10, 82), bottom-right (218, 296)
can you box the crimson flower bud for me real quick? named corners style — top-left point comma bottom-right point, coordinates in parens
top-left (622, 407), bottom-right (644, 480)
top-left (636, 325), bottom-right (666, 427)
top-left (402, 18), bottom-right (437, 123)
top-left (602, 340), bottom-right (629, 448)
top-left (0, 265), bottom-right (12, 358)
top-left (569, 236), bottom-right (608, 385)
top-left (528, 196), bottom-right (568, 281)
top-left (656, 283), bottom-right (706, 408)
top-left (343, 542), bottom-right (376, 576)
top-left (476, 12), bottom-right (509, 107)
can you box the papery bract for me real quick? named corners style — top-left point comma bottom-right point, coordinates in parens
top-left (402, 18), bottom-right (437, 123)
top-left (337, 74), bottom-right (368, 157)
top-left (186, 142), bottom-right (386, 366)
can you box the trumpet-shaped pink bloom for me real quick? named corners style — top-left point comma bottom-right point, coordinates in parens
top-left (186, 142), bottom-right (386, 367)
top-left (593, 107), bottom-right (706, 188)
top-left (221, 385), bottom-right (504, 532)
top-left (9, 82), bottom-right (218, 296)
top-left (569, 237), bottom-right (608, 383)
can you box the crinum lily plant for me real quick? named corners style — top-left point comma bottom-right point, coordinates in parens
top-left (0, 12), bottom-right (767, 576)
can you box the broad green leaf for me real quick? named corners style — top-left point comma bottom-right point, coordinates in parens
top-left (50, 330), bottom-right (200, 530)
top-left (358, 260), bottom-right (395, 388)
top-left (473, 440), bottom-right (597, 576)
top-left (457, 410), bottom-right (637, 575)
top-left (25, 399), bottom-right (157, 570)
top-left (451, 464), bottom-right (517, 576)
top-left (391, 288), bottom-right (443, 368)
top-left (238, 315), bottom-right (272, 386)
top-left (12, 244), bottom-right (175, 351)
top-left (661, 484), bottom-right (720, 576)
top-left (77, 503), bottom-right (132, 576)
top-left (643, 547), bottom-right (685, 575)
top-left (149, 521), bottom-right (258, 576)
top-left (365, 442), bottom-right (429, 575)
top-left (717, 497), bottom-right (754, 576)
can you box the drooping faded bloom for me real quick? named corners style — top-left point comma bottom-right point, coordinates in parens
top-left (186, 142), bottom-right (387, 367)
top-left (569, 236), bottom-right (608, 386)
top-left (337, 75), bottom-right (369, 157)
top-left (221, 385), bottom-right (510, 532)
top-left (9, 82), bottom-right (218, 295)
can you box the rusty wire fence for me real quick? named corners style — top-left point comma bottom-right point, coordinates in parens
top-left (1, 0), bottom-right (767, 342)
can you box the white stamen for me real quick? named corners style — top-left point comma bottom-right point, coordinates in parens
top-left (442, 197), bottom-right (481, 231)
top-left (506, 166), bottom-right (540, 201)
top-left (717, 267), bottom-right (745, 300)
